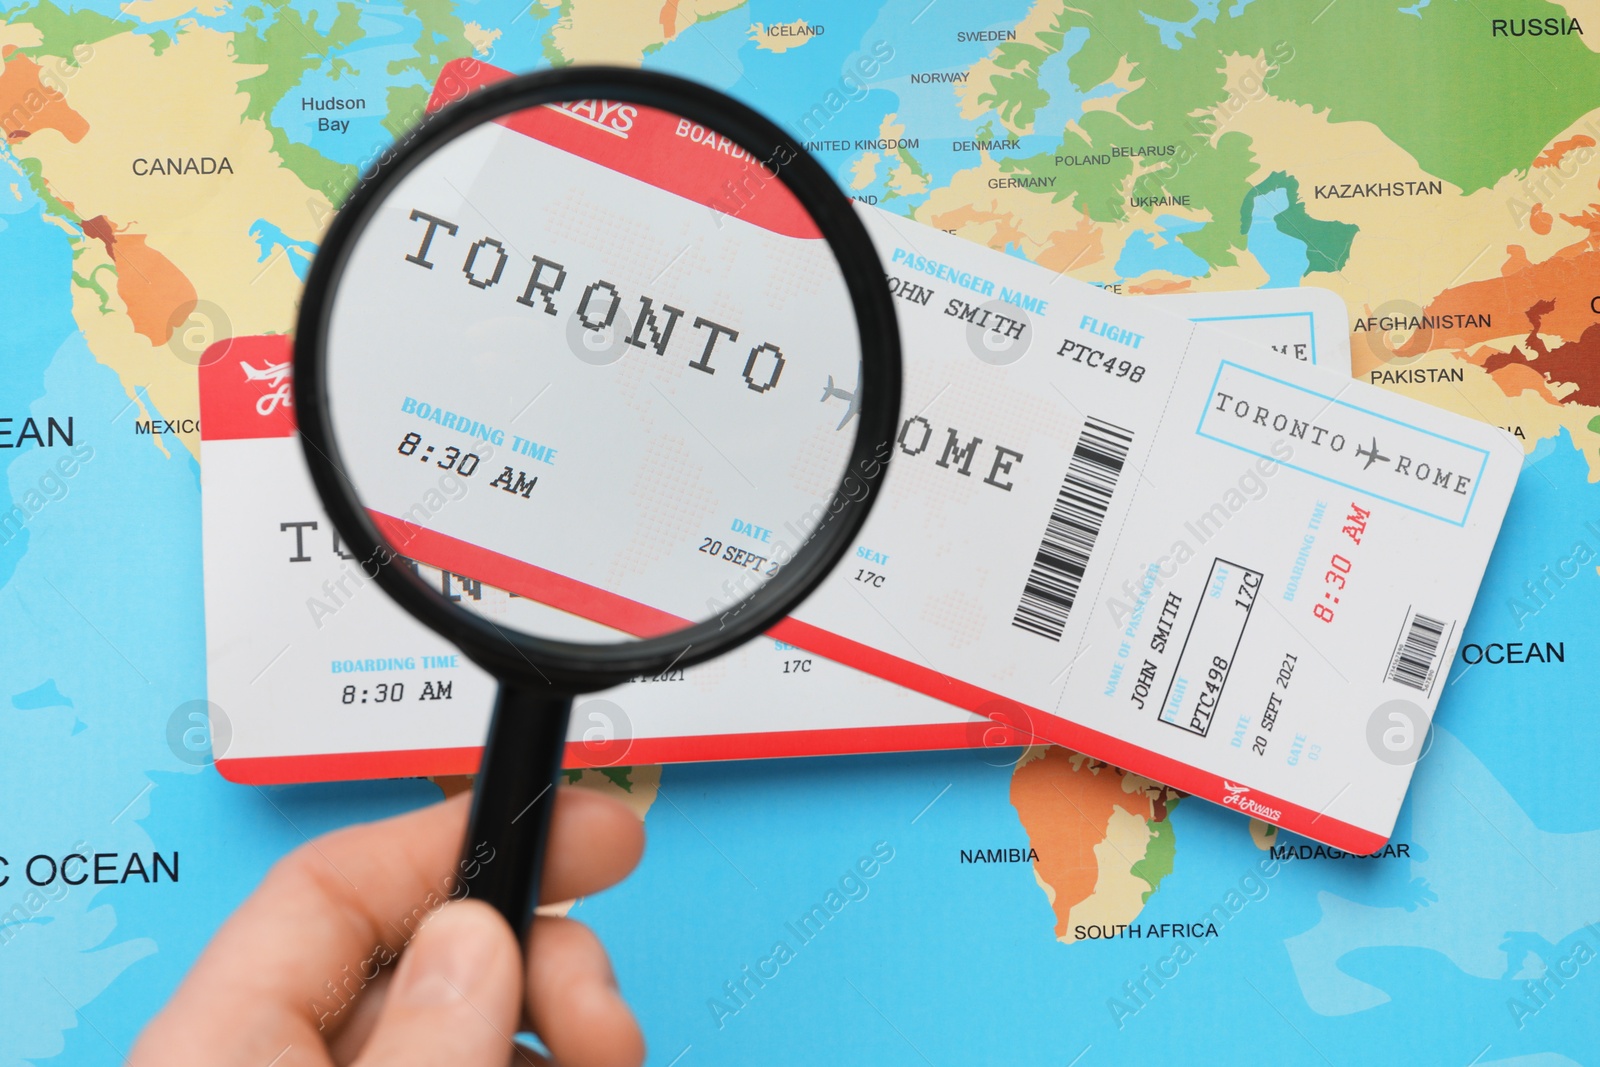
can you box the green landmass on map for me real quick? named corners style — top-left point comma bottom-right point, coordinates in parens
top-left (1130, 808), bottom-right (1178, 903)
top-left (231, 2), bottom-right (365, 202)
top-left (995, 0), bottom-right (1600, 273)
top-left (1240, 171), bottom-right (1358, 273)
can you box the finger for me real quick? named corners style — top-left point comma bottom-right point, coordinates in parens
top-left (525, 916), bottom-right (645, 1067)
top-left (539, 785), bottom-right (645, 905)
top-left (131, 792), bottom-right (481, 1067)
top-left (350, 900), bottom-right (522, 1067)
top-left (327, 968), bottom-right (392, 1065)
top-left (132, 786), bottom-right (643, 1065)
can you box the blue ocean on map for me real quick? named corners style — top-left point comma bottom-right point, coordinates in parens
top-left (1115, 214), bottom-right (1210, 279)
top-left (248, 220), bottom-right (317, 282)
top-left (1246, 186), bottom-right (1311, 287)
top-left (269, 3), bottom-right (431, 169)
top-left (0, 179), bottom-right (436, 1065)
top-left (4, 0), bottom-right (1600, 1063)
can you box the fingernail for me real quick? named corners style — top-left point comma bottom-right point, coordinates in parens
top-left (392, 905), bottom-right (498, 1008)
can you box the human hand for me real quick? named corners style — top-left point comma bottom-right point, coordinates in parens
top-left (130, 787), bottom-right (646, 1067)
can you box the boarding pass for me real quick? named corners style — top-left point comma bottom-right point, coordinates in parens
top-left (797, 207), bottom-right (1517, 850)
top-left (198, 280), bottom-right (1347, 782)
top-left (200, 59), bottom-right (1513, 850)
top-left (200, 57), bottom-right (1351, 787)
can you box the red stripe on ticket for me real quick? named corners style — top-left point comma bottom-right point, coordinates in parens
top-left (428, 59), bottom-right (821, 240)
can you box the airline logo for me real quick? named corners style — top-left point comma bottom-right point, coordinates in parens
top-left (543, 100), bottom-right (636, 138)
top-left (199, 336), bottom-right (297, 441)
top-left (241, 358), bottom-right (292, 416)
top-left (1220, 781), bottom-right (1283, 821)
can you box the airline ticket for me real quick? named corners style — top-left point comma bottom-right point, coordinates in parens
top-left (199, 58), bottom-right (1514, 851)
top-left (199, 271), bottom-right (1347, 782)
top-left (791, 208), bottom-right (1516, 850)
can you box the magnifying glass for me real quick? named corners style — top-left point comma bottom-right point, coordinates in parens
top-left (291, 66), bottom-right (901, 947)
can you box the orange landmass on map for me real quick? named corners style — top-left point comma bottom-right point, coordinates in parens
top-left (1033, 220), bottom-right (1106, 275)
top-left (82, 214), bottom-right (117, 255)
top-left (1485, 358), bottom-right (1559, 405)
top-left (1129, 277), bottom-right (1192, 295)
top-left (1533, 134), bottom-right (1595, 169)
top-left (1558, 203), bottom-right (1600, 243)
top-left (1480, 298), bottom-right (1600, 406)
top-left (84, 214), bottom-right (198, 346)
top-left (1530, 203), bottom-right (1553, 235)
top-left (1394, 241), bottom-right (1600, 359)
top-left (658, 1), bottom-right (680, 38)
top-left (925, 203), bottom-right (1106, 274)
top-left (1009, 748), bottom-right (1176, 940)
top-left (0, 48), bottom-right (89, 143)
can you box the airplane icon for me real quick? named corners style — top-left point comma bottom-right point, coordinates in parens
top-left (240, 359), bottom-right (290, 384)
top-left (242, 359), bottom-right (293, 415)
top-left (1222, 780), bottom-right (1249, 796)
top-left (819, 373), bottom-right (860, 431)
top-left (1355, 436), bottom-right (1390, 470)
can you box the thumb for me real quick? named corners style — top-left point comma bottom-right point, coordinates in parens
top-left (353, 899), bottom-right (524, 1067)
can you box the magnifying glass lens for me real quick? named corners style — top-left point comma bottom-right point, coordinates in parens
top-left (321, 93), bottom-right (863, 646)
top-left (297, 71), bottom-right (897, 947)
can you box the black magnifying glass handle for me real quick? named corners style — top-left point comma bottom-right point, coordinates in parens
top-left (459, 684), bottom-right (573, 942)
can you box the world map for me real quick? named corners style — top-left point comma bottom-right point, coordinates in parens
top-left (2, 0), bottom-right (1598, 1063)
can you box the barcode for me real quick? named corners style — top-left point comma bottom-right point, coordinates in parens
top-left (1012, 417), bottom-right (1134, 641)
top-left (1388, 611), bottom-right (1448, 691)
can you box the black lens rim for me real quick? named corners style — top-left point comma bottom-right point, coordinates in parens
top-left (293, 64), bottom-right (901, 691)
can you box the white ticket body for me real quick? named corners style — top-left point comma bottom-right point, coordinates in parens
top-left (778, 209), bottom-right (1516, 851)
top-left (199, 58), bottom-right (1511, 850)
top-left (198, 281), bottom-right (1345, 783)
